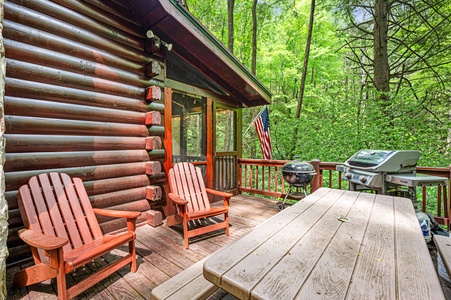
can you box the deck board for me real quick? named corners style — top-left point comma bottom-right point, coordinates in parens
top-left (6, 195), bottom-right (279, 300)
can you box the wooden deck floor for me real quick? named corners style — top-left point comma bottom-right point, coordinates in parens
top-left (5, 195), bottom-right (280, 300)
top-left (6, 194), bottom-right (451, 300)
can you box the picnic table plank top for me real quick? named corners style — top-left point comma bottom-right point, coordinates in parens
top-left (203, 188), bottom-right (445, 300)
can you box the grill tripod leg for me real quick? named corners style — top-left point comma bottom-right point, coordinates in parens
top-left (278, 186), bottom-right (294, 211)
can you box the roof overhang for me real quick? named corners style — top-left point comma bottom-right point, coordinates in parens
top-left (129, 0), bottom-right (271, 107)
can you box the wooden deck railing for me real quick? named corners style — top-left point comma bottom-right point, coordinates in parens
top-left (237, 158), bottom-right (451, 228)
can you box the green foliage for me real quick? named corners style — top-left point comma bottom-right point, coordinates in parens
top-left (187, 0), bottom-right (451, 167)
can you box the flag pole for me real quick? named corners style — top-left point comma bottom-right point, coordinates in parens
top-left (243, 106), bottom-right (267, 136)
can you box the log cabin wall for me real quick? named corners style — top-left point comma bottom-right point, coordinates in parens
top-left (3, 0), bottom-right (166, 265)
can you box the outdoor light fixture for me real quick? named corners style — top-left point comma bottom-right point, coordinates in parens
top-left (146, 30), bottom-right (155, 38)
top-left (162, 41), bottom-right (173, 51)
top-left (145, 30), bottom-right (172, 52)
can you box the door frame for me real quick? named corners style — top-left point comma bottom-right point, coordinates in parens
top-left (212, 102), bottom-right (242, 192)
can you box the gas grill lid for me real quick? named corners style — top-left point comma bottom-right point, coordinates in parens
top-left (344, 149), bottom-right (420, 173)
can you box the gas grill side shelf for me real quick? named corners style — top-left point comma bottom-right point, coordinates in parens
top-left (385, 174), bottom-right (448, 187)
top-left (336, 165), bottom-right (346, 173)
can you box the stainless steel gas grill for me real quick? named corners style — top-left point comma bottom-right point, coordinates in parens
top-left (336, 149), bottom-right (447, 203)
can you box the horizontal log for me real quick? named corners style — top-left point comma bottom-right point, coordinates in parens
top-left (5, 1), bottom-right (152, 62)
top-left (97, 200), bottom-right (150, 226)
top-left (99, 214), bottom-right (148, 234)
top-left (83, 0), bottom-right (142, 27)
top-left (5, 134), bottom-right (146, 153)
top-left (5, 97), bottom-right (146, 124)
top-left (9, 0), bottom-right (144, 49)
top-left (6, 244), bottom-right (31, 266)
top-left (145, 86), bottom-right (162, 102)
top-left (6, 78), bottom-right (149, 112)
top-left (83, 174), bottom-right (150, 195)
top-left (4, 20), bottom-right (143, 74)
top-left (147, 172), bottom-right (167, 185)
top-left (7, 208), bottom-right (22, 228)
top-left (145, 137), bottom-right (162, 150)
top-left (5, 39), bottom-right (155, 88)
top-left (89, 187), bottom-right (147, 208)
top-left (146, 210), bottom-right (163, 227)
top-left (5, 162), bottom-right (147, 191)
top-left (5, 150), bottom-right (150, 172)
top-left (5, 115), bottom-right (149, 136)
top-left (52, 0), bottom-right (145, 38)
top-left (146, 161), bottom-right (162, 175)
top-left (146, 185), bottom-right (163, 201)
top-left (148, 125), bottom-right (165, 137)
top-left (147, 149), bottom-right (166, 159)
top-left (7, 226), bottom-right (23, 247)
top-left (147, 101), bottom-right (165, 112)
top-left (6, 59), bottom-right (145, 98)
top-left (5, 190), bottom-right (19, 210)
top-left (145, 111), bottom-right (162, 125)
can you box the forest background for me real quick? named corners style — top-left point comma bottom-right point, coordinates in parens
top-left (184, 0), bottom-right (451, 167)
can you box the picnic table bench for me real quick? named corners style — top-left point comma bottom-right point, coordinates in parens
top-left (434, 235), bottom-right (451, 281)
top-left (151, 255), bottom-right (218, 300)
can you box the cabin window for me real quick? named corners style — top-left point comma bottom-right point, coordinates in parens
top-left (172, 92), bottom-right (207, 163)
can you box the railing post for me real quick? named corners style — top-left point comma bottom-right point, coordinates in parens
top-left (310, 159), bottom-right (322, 192)
top-left (237, 158), bottom-right (242, 195)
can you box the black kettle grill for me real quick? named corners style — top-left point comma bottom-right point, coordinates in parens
top-left (278, 160), bottom-right (316, 211)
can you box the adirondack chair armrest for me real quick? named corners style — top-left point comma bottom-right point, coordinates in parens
top-left (168, 193), bottom-right (188, 206)
top-left (206, 189), bottom-right (233, 206)
top-left (18, 228), bottom-right (68, 251)
top-left (205, 189), bottom-right (233, 198)
top-left (92, 208), bottom-right (141, 219)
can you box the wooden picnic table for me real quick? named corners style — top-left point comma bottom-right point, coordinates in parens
top-left (203, 188), bottom-right (445, 299)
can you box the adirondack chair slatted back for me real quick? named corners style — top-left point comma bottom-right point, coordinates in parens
top-left (18, 172), bottom-right (103, 263)
top-left (169, 162), bottom-right (210, 213)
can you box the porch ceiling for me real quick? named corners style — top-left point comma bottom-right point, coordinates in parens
top-left (129, 0), bottom-right (272, 107)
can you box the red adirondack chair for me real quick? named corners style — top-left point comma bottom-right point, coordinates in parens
top-left (13, 172), bottom-right (141, 299)
top-left (168, 162), bottom-right (232, 249)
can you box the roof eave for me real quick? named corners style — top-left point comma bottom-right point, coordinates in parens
top-left (130, 0), bottom-right (272, 106)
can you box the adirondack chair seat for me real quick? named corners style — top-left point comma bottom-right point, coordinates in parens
top-left (17, 227), bottom-right (137, 274)
top-left (168, 192), bottom-right (229, 219)
top-left (13, 172), bottom-right (141, 300)
top-left (168, 163), bottom-right (232, 249)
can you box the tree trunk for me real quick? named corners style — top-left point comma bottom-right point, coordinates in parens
top-left (373, 0), bottom-right (389, 100)
top-left (251, 0), bottom-right (257, 74)
top-left (227, 0), bottom-right (235, 53)
top-left (296, 0), bottom-right (315, 118)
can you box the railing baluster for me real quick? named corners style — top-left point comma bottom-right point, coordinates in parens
top-left (256, 165), bottom-right (259, 190)
top-left (445, 185), bottom-right (449, 219)
top-left (438, 187), bottom-right (442, 217)
top-left (328, 171), bottom-right (332, 188)
top-left (268, 166), bottom-right (271, 191)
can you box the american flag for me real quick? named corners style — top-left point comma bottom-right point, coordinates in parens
top-left (254, 106), bottom-right (273, 160)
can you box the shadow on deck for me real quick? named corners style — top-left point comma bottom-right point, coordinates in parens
top-left (6, 195), bottom-right (280, 300)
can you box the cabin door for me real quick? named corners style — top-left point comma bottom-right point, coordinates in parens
top-left (213, 103), bottom-right (242, 192)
